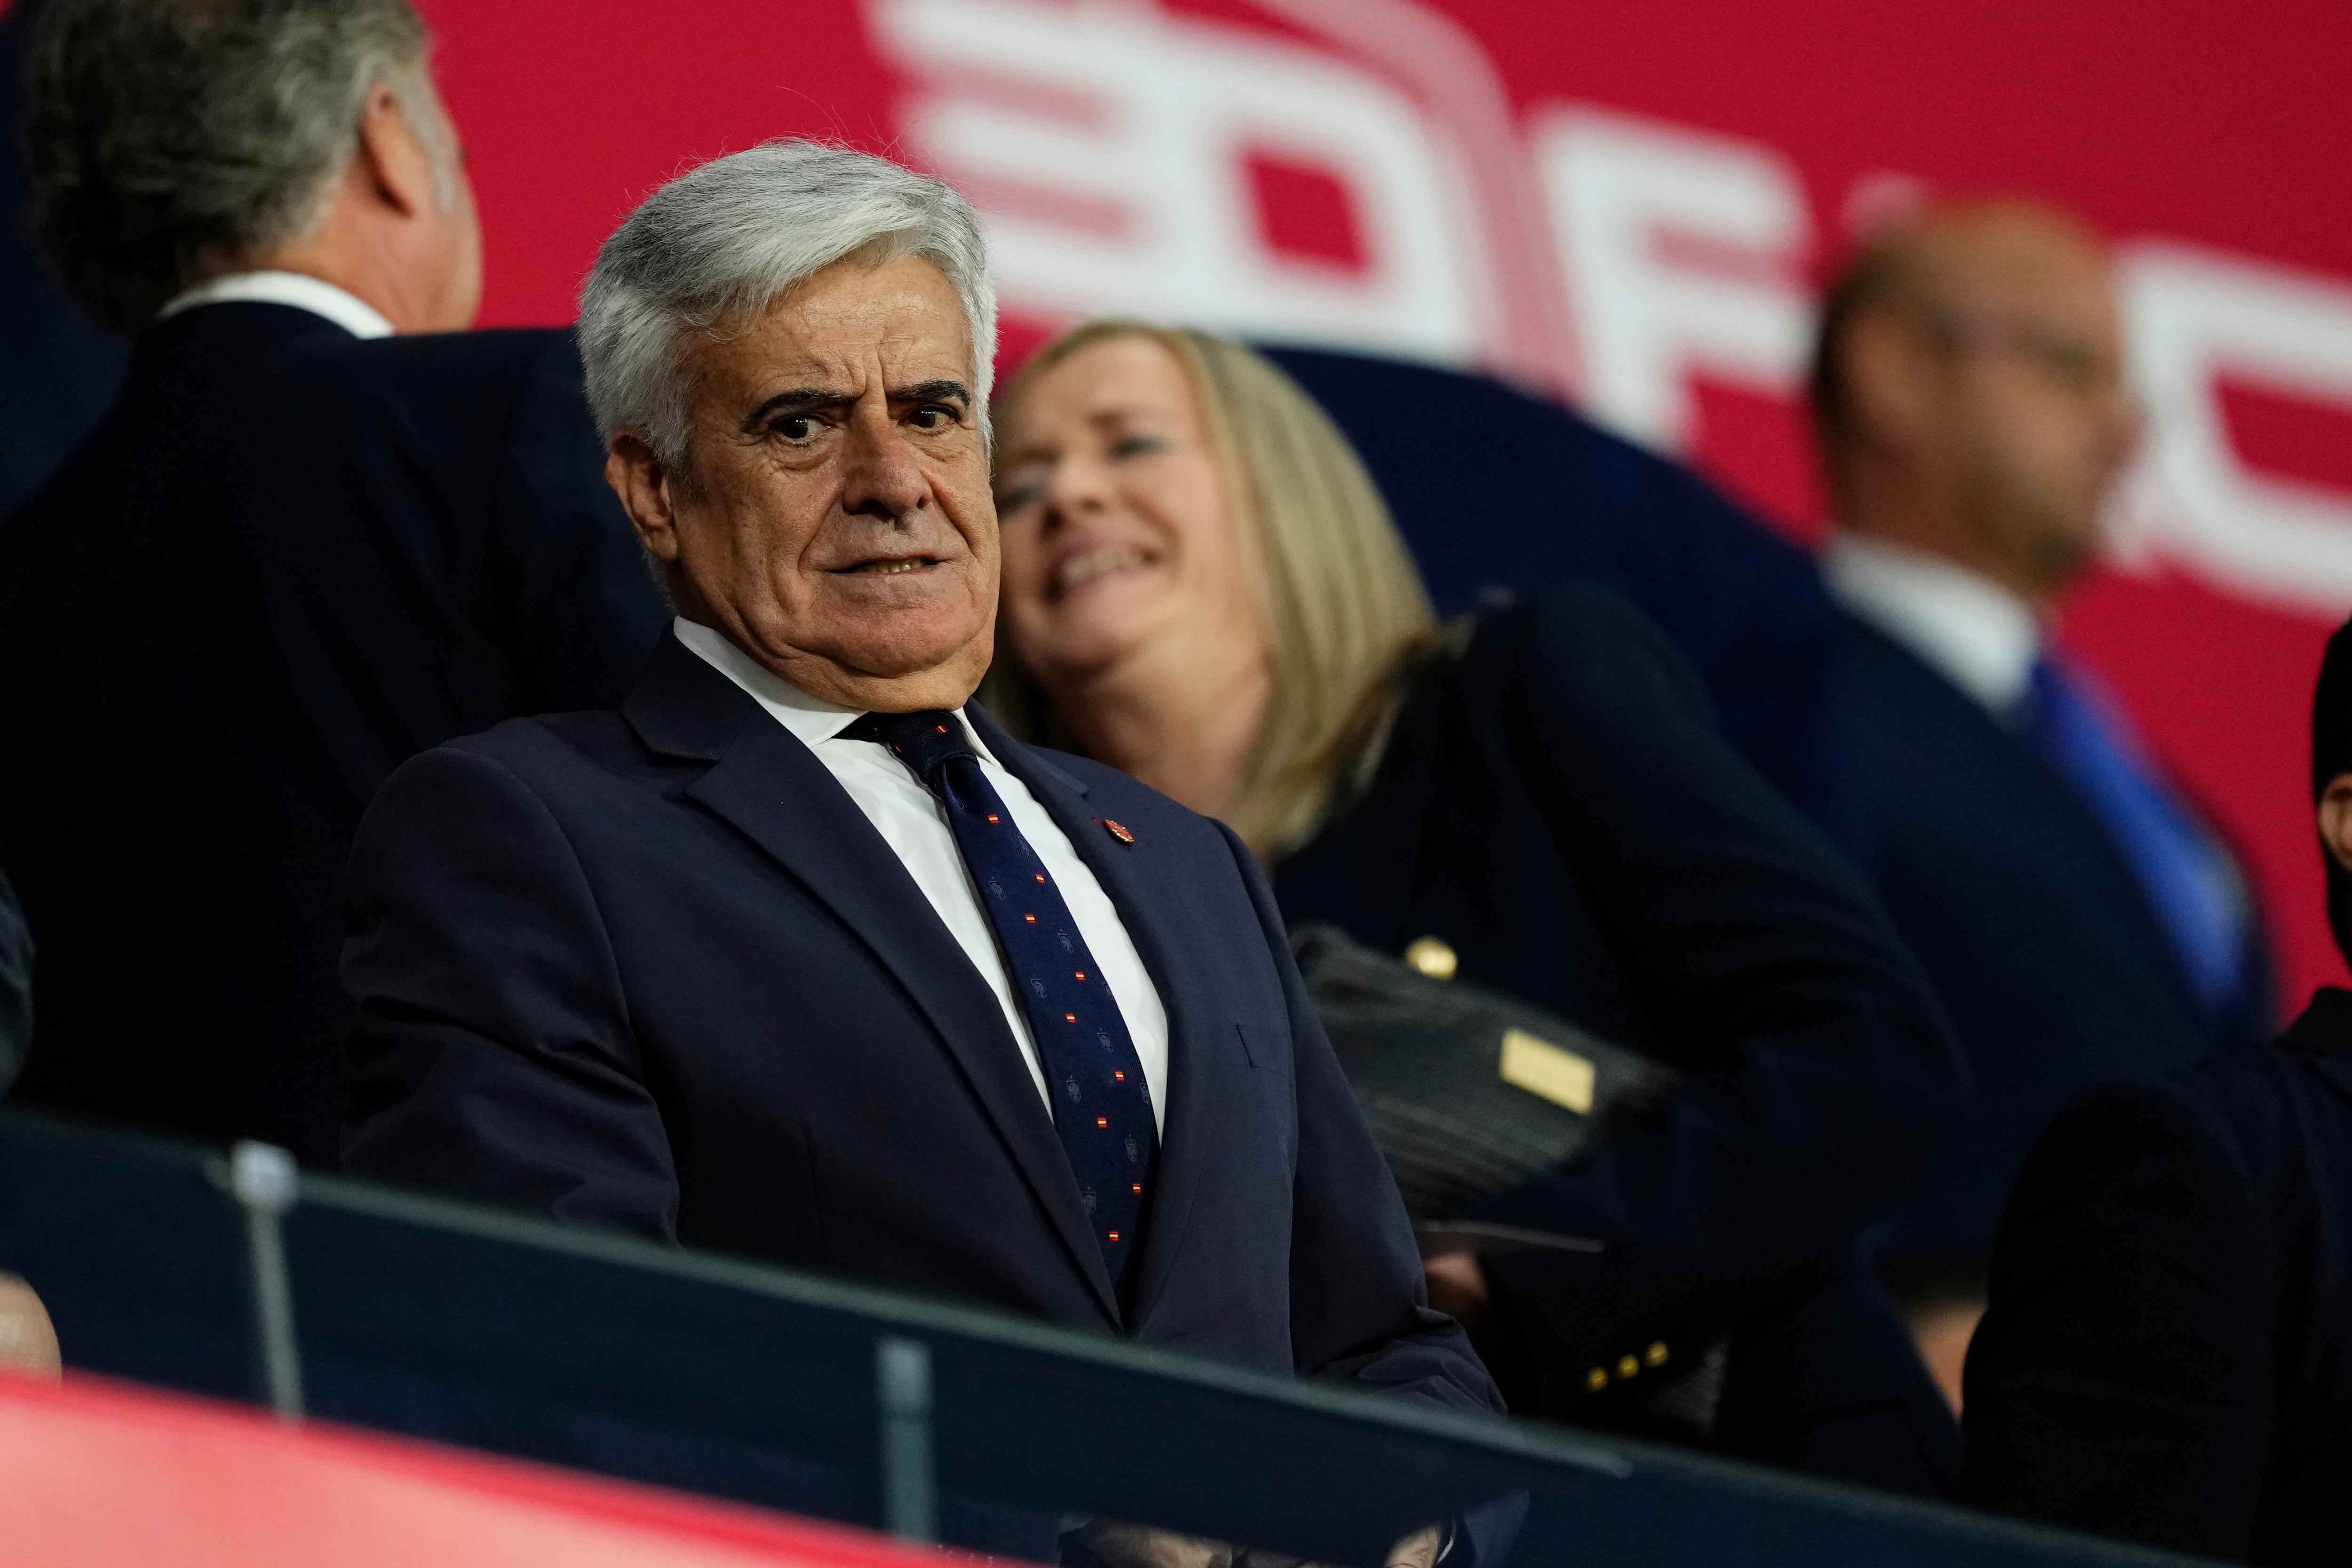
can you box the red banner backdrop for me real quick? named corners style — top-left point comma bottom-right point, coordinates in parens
top-left (0, 1370), bottom-right (933, 1568)
top-left (394, 3), bottom-right (2352, 1003)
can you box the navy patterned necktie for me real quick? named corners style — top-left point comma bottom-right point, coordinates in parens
top-left (842, 709), bottom-right (1159, 1304)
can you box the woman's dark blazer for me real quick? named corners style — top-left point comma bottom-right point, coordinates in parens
top-left (1276, 583), bottom-right (1969, 1486)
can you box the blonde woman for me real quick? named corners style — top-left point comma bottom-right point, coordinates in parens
top-left (987, 322), bottom-right (1968, 1491)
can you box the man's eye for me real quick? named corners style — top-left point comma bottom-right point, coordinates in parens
top-left (908, 404), bottom-right (960, 430)
top-left (773, 415), bottom-right (821, 442)
top-left (1109, 434), bottom-right (1165, 459)
top-left (2042, 344), bottom-right (2113, 394)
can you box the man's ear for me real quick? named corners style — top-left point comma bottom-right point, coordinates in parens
top-left (350, 81), bottom-right (439, 221)
top-left (606, 432), bottom-right (684, 566)
top-left (1840, 308), bottom-right (1940, 454)
top-left (2319, 774), bottom-right (2352, 872)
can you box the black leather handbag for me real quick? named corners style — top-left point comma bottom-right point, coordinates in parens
top-left (1290, 923), bottom-right (1681, 1250)
top-left (1294, 924), bottom-right (1738, 1438)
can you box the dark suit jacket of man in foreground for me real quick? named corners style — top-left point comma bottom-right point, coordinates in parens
top-left (0, 303), bottom-right (664, 1164)
top-left (1964, 988), bottom-right (2352, 1563)
top-left (342, 629), bottom-right (1496, 1406)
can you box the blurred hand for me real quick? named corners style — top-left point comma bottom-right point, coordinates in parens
top-left (1423, 1251), bottom-right (1490, 1331)
top-left (1382, 1524), bottom-right (1446, 1568)
top-left (1069, 1520), bottom-right (1234, 1568)
top-left (1079, 1520), bottom-right (1445, 1568)
top-left (0, 1272), bottom-right (60, 1379)
top-left (1233, 1524), bottom-right (1447, 1568)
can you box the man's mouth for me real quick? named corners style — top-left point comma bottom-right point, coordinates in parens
top-left (841, 556), bottom-right (938, 576)
top-left (1055, 546), bottom-right (1149, 593)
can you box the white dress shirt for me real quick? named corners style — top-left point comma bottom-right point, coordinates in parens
top-left (673, 618), bottom-right (1170, 1130)
top-left (1823, 533), bottom-right (2042, 715)
top-left (157, 270), bottom-right (395, 340)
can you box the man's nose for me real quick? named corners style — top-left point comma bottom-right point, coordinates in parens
top-left (840, 409), bottom-right (930, 523)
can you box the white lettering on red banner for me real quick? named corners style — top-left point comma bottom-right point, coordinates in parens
top-left (872, 0), bottom-right (2352, 618)
top-left (2121, 244), bottom-right (2352, 614)
top-left (873, 0), bottom-right (1491, 366)
top-left (1532, 106), bottom-right (1815, 446)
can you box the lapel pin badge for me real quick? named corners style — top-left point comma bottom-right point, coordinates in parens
top-left (1097, 817), bottom-right (1136, 845)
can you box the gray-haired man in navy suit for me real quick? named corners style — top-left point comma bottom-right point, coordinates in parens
top-left (340, 141), bottom-right (1498, 1568)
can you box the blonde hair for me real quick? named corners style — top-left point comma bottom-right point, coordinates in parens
top-left (985, 321), bottom-right (1437, 858)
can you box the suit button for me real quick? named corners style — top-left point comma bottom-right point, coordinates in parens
top-left (1647, 1341), bottom-right (1669, 1368)
top-left (1617, 1354), bottom-right (1640, 1380)
top-left (1586, 1366), bottom-right (1609, 1392)
top-left (1404, 937), bottom-right (1458, 981)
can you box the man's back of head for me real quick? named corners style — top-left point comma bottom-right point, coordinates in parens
top-left (29, 0), bottom-right (480, 336)
top-left (1810, 199), bottom-right (2139, 606)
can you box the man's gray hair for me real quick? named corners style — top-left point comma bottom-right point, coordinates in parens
top-left (28, 0), bottom-right (447, 334)
top-left (578, 141), bottom-right (998, 469)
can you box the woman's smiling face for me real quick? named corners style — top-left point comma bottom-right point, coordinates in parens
top-left (993, 334), bottom-right (1263, 688)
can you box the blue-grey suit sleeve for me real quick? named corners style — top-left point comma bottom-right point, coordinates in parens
top-left (1215, 821), bottom-right (1502, 1418)
top-left (342, 743), bottom-right (680, 1236)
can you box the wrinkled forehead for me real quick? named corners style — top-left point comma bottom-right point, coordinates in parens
top-left (689, 254), bottom-right (977, 407)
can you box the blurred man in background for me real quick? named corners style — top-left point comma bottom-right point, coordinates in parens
top-left (1810, 200), bottom-right (2272, 1401)
top-left (0, 0), bottom-right (665, 1166)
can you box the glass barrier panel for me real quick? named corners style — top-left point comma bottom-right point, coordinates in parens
top-left (0, 1113), bottom-right (2200, 1568)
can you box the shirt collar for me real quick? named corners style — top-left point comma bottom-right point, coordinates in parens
top-left (1824, 533), bottom-right (2043, 714)
top-left (670, 616), bottom-right (996, 764)
top-left (156, 271), bottom-right (396, 341)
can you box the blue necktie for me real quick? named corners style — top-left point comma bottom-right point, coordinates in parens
top-left (2019, 657), bottom-right (2250, 1022)
top-left (844, 709), bottom-right (1159, 1302)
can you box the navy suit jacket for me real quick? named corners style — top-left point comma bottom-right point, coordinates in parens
top-left (340, 631), bottom-right (1498, 1411)
top-left (0, 303), bottom-right (666, 1165)
top-left (1833, 619), bottom-right (2272, 1266)
top-left (1966, 988), bottom-right (2352, 1564)
top-left (1276, 584), bottom-right (1967, 1490)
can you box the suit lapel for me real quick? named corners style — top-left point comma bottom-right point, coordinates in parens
top-left (626, 639), bottom-right (1119, 1324)
top-left (973, 709), bottom-right (1216, 1330)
